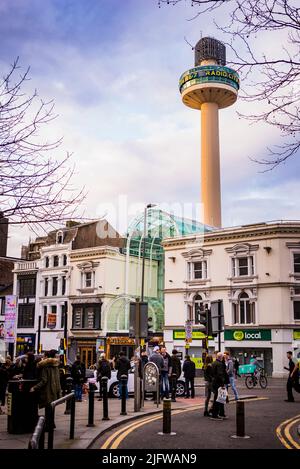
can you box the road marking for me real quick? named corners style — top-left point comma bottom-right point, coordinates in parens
top-left (110, 405), bottom-right (203, 449)
top-left (101, 397), bottom-right (268, 449)
top-left (235, 397), bottom-right (269, 403)
top-left (276, 414), bottom-right (300, 450)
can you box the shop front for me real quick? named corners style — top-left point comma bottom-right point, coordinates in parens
top-left (170, 330), bottom-right (215, 374)
top-left (105, 336), bottom-right (136, 360)
top-left (224, 328), bottom-right (273, 376)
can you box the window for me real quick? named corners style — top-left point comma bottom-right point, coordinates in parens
top-left (51, 305), bottom-right (57, 315)
top-left (84, 272), bottom-right (92, 288)
top-left (61, 303), bottom-right (67, 328)
top-left (18, 304), bottom-right (35, 328)
top-left (52, 277), bottom-right (58, 296)
top-left (18, 276), bottom-right (36, 298)
top-left (293, 301), bottom-right (300, 320)
top-left (43, 306), bottom-right (47, 328)
top-left (62, 276), bottom-right (66, 296)
top-left (293, 254), bottom-right (300, 273)
top-left (45, 257), bottom-right (49, 268)
top-left (188, 261), bottom-right (207, 280)
top-left (53, 256), bottom-right (59, 267)
top-left (72, 305), bottom-right (101, 329)
top-left (233, 292), bottom-right (255, 324)
top-left (232, 256), bottom-right (254, 277)
top-left (63, 255), bottom-right (67, 266)
top-left (194, 294), bottom-right (207, 324)
top-left (44, 278), bottom-right (49, 297)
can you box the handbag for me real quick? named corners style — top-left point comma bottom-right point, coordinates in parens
top-left (216, 386), bottom-right (228, 404)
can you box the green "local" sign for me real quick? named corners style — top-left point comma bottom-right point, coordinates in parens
top-left (224, 329), bottom-right (271, 341)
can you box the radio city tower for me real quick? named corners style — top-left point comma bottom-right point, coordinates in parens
top-left (179, 37), bottom-right (240, 227)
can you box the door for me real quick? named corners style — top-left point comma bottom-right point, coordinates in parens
top-left (80, 347), bottom-right (96, 368)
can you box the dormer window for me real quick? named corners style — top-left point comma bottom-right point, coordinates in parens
top-left (56, 231), bottom-right (63, 244)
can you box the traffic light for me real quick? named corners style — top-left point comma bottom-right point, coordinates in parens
top-left (129, 301), bottom-right (149, 338)
top-left (197, 307), bottom-right (212, 337)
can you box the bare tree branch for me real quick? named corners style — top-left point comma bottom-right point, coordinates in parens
top-left (0, 58), bottom-right (88, 230)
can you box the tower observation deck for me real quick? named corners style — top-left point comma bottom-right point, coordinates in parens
top-left (179, 37), bottom-right (239, 227)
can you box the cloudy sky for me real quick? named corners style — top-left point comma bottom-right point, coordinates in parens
top-left (2, 0), bottom-right (300, 257)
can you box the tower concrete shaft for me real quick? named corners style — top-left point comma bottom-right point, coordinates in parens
top-left (179, 37), bottom-right (239, 228)
top-left (201, 102), bottom-right (221, 227)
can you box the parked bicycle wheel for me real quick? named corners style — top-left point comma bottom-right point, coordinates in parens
top-left (259, 375), bottom-right (268, 389)
top-left (245, 375), bottom-right (255, 389)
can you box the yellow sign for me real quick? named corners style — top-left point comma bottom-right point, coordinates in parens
top-left (293, 330), bottom-right (300, 340)
top-left (233, 330), bottom-right (244, 341)
top-left (191, 357), bottom-right (203, 370)
top-left (174, 330), bottom-right (211, 340)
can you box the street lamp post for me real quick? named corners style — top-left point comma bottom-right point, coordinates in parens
top-left (134, 203), bottom-right (156, 412)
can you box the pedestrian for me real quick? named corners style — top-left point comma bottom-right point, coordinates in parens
top-left (160, 347), bottom-right (171, 399)
top-left (149, 346), bottom-right (164, 402)
top-left (0, 360), bottom-right (10, 414)
top-left (170, 349), bottom-right (182, 400)
top-left (210, 352), bottom-right (227, 420)
top-left (203, 354), bottom-right (213, 417)
top-left (29, 349), bottom-right (61, 431)
top-left (22, 352), bottom-right (37, 380)
top-left (233, 357), bottom-right (240, 378)
top-left (71, 354), bottom-right (86, 402)
top-left (97, 353), bottom-right (111, 401)
top-left (284, 351), bottom-right (299, 402)
top-left (224, 351), bottom-right (239, 401)
top-left (115, 351), bottom-right (131, 399)
top-left (141, 349), bottom-right (149, 369)
top-left (183, 355), bottom-right (196, 399)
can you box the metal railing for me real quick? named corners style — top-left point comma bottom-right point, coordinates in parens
top-left (28, 416), bottom-right (46, 449)
top-left (47, 392), bottom-right (75, 450)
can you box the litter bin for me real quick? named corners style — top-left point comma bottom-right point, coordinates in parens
top-left (7, 379), bottom-right (39, 434)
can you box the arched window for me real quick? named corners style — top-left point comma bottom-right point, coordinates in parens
top-left (194, 294), bottom-right (207, 324)
top-left (233, 292), bottom-right (255, 324)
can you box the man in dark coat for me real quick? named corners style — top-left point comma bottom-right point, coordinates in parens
top-left (97, 353), bottom-right (111, 400)
top-left (210, 352), bottom-right (227, 420)
top-left (71, 354), bottom-right (86, 402)
top-left (183, 355), bottom-right (196, 398)
top-left (284, 351), bottom-right (299, 402)
top-left (170, 349), bottom-right (182, 401)
top-left (115, 351), bottom-right (131, 399)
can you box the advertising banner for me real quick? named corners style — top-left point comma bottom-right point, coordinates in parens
top-left (47, 313), bottom-right (57, 329)
top-left (4, 295), bottom-right (17, 343)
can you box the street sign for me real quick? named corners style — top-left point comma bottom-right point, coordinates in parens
top-left (185, 320), bottom-right (193, 342)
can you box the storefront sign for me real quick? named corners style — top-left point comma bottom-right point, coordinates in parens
top-left (173, 330), bottom-right (213, 340)
top-left (224, 329), bottom-right (271, 341)
top-left (4, 295), bottom-right (17, 343)
top-left (293, 330), bottom-right (300, 340)
top-left (47, 313), bottom-right (57, 329)
top-left (107, 337), bottom-right (135, 346)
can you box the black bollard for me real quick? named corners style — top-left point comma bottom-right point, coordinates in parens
top-left (64, 376), bottom-right (73, 415)
top-left (120, 374), bottom-right (127, 416)
top-left (86, 383), bottom-right (95, 427)
top-left (101, 377), bottom-right (110, 421)
top-left (231, 400), bottom-right (250, 439)
top-left (171, 373), bottom-right (177, 402)
top-left (158, 398), bottom-right (176, 436)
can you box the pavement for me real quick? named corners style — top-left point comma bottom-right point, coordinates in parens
top-left (0, 377), bottom-right (295, 450)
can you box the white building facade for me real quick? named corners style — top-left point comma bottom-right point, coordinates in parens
top-left (162, 221), bottom-right (300, 377)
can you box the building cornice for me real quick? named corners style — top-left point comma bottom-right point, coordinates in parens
top-left (162, 222), bottom-right (300, 249)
